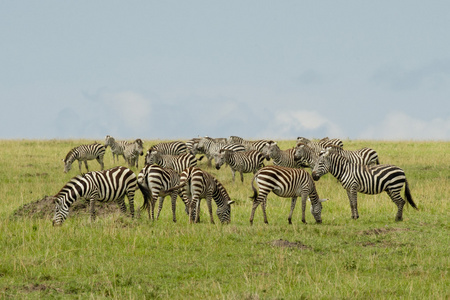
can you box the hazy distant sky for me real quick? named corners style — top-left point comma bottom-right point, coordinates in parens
top-left (1, 1), bottom-right (449, 140)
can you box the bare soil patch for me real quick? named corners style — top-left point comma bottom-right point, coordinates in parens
top-left (12, 196), bottom-right (122, 219)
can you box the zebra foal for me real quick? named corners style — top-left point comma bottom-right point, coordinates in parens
top-left (104, 135), bottom-right (129, 163)
top-left (263, 142), bottom-right (306, 168)
top-left (63, 143), bottom-right (105, 173)
top-left (311, 151), bottom-right (417, 221)
top-left (123, 139), bottom-right (144, 168)
top-left (250, 165), bottom-right (325, 225)
top-left (138, 164), bottom-right (187, 222)
top-left (215, 150), bottom-right (265, 182)
top-left (52, 166), bottom-right (137, 226)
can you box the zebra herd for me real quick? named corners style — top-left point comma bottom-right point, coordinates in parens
top-left (52, 135), bottom-right (417, 226)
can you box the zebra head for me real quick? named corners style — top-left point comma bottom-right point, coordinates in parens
top-left (311, 151), bottom-right (331, 181)
top-left (216, 200), bottom-right (235, 224)
top-left (214, 149), bottom-right (228, 170)
top-left (52, 197), bottom-right (68, 226)
top-left (308, 197), bottom-right (328, 223)
top-left (104, 135), bottom-right (113, 148)
top-left (294, 143), bottom-right (314, 168)
top-left (145, 150), bottom-right (160, 165)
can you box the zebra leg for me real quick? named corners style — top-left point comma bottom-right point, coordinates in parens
top-left (157, 196), bottom-right (165, 220)
top-left (288, 196), bottom-right (298, 225)
top-left (78, 161), bottom-right (83, 173)
top-left (301, 195), bottom-right (307, 224)
top-left (170, 192), bottom-right (178, 223)
top-left (231, 168), bottom-right (236, 182)
top-left (386, 189), bottom-right (405, 221)
top-left (206, 195), bottom-right (215, 224)
top-left (127, 190), bottom-right (135, 218)
top-left (346, 189), bottom-right (359, 219)
top-left (97, 156), bottom-right (104, 171)
top-left (240, 171), bottom-right (244, 183)
top-left (89, 198), bottom-right (96, 222)
top-left (84, 160), bottom-right (89, 172)
top-left (117, 196), bottom-right (127, 215)
top-left (250, 190), bottom-right (268, 225)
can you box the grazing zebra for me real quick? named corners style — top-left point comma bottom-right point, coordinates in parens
top-left (324, 145), bottom-right (379, 165)
top-left (249, 165), bottom-right (325, 225)
top-left (165, 166), bottom-right (235, 224)
top-left (123, 139), bottom-right (144, 168)
top-left (138, 164), bottom-right (187, 222)
top-left (63, 143), bottom-right (105, 173)
top-left (293, 142), bottom-right (319, 168)
top-left (263, 142), bottom-right (306, 168)
top-left (104, 135), bottom-right (129, 163)
top-left (146, 152), bottom-right (200, 173)
top-left (215, 150), bottom-right (265, 182)
top-left (311, 151), bottom-right (417, 221)
top-left (186, 138), bottom-right (201, 155)
top-left (197, 137), bottom-right (245, 166)
top-left (52, 166), bottom-right (137, 226)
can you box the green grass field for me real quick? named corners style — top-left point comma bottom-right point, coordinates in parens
top-left (0, 139), bottom-right (448, 299)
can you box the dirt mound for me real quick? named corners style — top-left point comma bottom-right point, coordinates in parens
top-left (269, 239), bottom-right (311, 249)
top-left (359, 227), bottom-right (410, 235)
top-left (12, 196), bottom-right (123, 219)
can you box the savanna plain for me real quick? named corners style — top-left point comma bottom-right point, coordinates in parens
top-left (0, 139), bottom-right (448, 299)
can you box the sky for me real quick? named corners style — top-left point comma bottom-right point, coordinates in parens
top-left (1, 1), bottom-right (450, 141)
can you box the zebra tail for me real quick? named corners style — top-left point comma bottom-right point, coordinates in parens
top-left (197, 155), bottom-right (205, 161)
top-left (249, 175), bottom-right (258, 201)
top-left (137, 181), bottom-right (152, 211)
top-left (404, 179), bottom-right (418, 209)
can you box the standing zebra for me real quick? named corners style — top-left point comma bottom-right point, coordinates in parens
top-left (311, 151), bottom-right (417, 221)
top-left (263, 142), bottom-right (306, 168)
top-left (297, 137), bottom-right (344, 155)
top-left (123, 139), bottom-right (144, 168)
top-left (52, 166), bottom-right (137, 226)
top-left (146, 152), bottom-right (200, 173)
top-left (215, 150), bottom-right (265, 183)
top-left (249, 165), bottom-right (325, 225)
top-left (293, 142), bottom-right (319, 168)
top-left (146, 141), bottom-right (187, 158)
top-left (197, 137), bottom-right (245, 167)
top-left (63, 143), bottom-right (105, 173)
top-left (138, 164), bottom-right (187, 222)
top-left (104, 135), bottom-right (129, 163)
top-left (165, 166), bottom-right (235, 224)
top-left (325, 145), bottom-right (380, 165)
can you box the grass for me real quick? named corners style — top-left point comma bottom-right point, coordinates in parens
top-left (0, 139), bottom-right (449, 299)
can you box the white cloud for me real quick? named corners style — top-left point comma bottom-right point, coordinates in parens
top-left (360, 112), bottom-right (450, 140)
top-left (264, 110), bottom-right (344, 139)
top-left (103, 91), bottom-right (152, 131)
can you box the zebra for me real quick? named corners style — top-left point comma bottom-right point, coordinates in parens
top-left (197, 137), bottom-right (245, 167)
top-left (104, 135), bottom-right (129, 163)
top-left (63, 143), bottom-right (105, 173)
top-left (215, 150), bottom-right (265, 183)
top-left (137, 164), bottom-right (187, 222)
top-left (52, 166), bottom-right (137, 226)
top-left (227, 136), bottom-right (273, 159)
top-left (249, 165), bottom-right (325, 225)
top-left (293, 142), bottom-right (319, 168)
top-left (311, 151), bottom-right (418, 221)
top-left (164, 166), bottom-right (235, 224)
top-left (186, 138), bottom-right (201, 155)
top-left (146, 151), bottom-right (200, 173)
top-left (297, 137), bottom-right (344, 156)
top-left (263, 142), bottom-right (306, 168)
top-left (123, 139), bottom-right (144, 168)
top-left (146, 141), bottom-right (187, 156)
top-left (325, 145), bottom-right (379, 165)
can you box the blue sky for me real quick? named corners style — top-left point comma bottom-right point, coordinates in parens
top-left (1, 1), bottom-right (449, 140)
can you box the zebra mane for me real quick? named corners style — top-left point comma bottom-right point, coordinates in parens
top-left (64, 147), bottom-right (77, 162)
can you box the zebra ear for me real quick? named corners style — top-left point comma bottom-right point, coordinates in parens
top-left (228, 200), bottom-right (235, 205)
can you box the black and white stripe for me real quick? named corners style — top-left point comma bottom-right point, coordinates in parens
top-left (138, 164), bottom-right (187, 222)
top-left (104, 135), bottom-right (129, 163)
top-left (297, 137), bottom-right (344, 156)
top-left (215, 150), bottom-right (265, 182)
top-left (311, 151), bottom-right (417, 221)
top-left (52, 166), bottom-right (137, 226)
top-left (293, 142), bottom-right (319, 168)
top-left (263, 142), bottom-right (306, 168)
top-left (63, 143), bottom-right (106, 173)
top-left (249, 165), bottom-right (324, 225)
top-left (325, 145), bottom-right (379, 165)
top-left (197, 137), bottom-right (245, 166)
top-left (146, 141), bottom-right (187, 157)
top-left (146, 151), bottom-right (200, 173)
top-left (168, 166), bottom-right (235, 224)
top-left (123, 139), bottom-right (144, 168)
